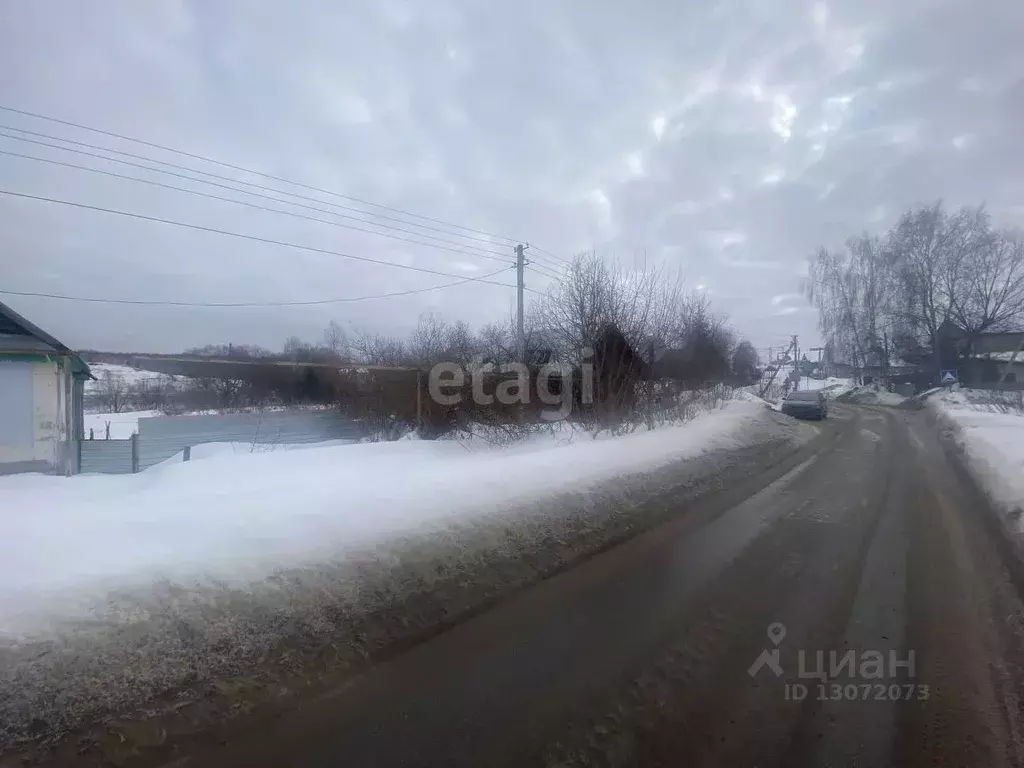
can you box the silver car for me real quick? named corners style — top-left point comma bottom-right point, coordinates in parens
top-left (781, 389), bottom-right (828, 420)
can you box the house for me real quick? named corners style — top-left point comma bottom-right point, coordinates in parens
top-left (0, 300), bottom-right (92, 475)
top-left (648, 337), bottom-right (730, 385)
top-left (593, 324), bottom-right (650, 399)
top-left (935, 321), bottom-right (1024, 390)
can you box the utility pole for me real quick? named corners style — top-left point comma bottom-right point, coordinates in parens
top-left (647, 338), bottom-right (656, 429)
top-left (793, 335), bottom-right (799, 390)
top-left (809, 346), bottom-right (825, 379)
top-left (759, 336), bottom-right (798, 399)
top-left (515, 243), bottom-right (526, 364)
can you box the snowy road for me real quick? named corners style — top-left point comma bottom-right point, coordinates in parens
top-left (145, 406), bottom-right (1024, 765)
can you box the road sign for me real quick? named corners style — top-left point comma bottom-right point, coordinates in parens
top-left (940, 369), bottom-right (958, 385)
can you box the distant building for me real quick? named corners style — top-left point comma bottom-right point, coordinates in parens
top-left (0, 301), bottom-right (92, 475)
top-left (935, 321), bottom-right (1024, 390)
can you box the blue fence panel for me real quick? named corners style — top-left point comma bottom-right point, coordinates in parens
top-left (79, 439), bottom-right (134, 474)
top-left (136, 409), bottom-right (362, 470)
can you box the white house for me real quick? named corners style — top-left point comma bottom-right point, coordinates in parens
top-left (0, 300), bottom-right (92, 475)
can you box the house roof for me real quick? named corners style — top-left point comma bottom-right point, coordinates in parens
top-left (0, 299), bottom-right (93, 379)
top-left (970, 332), bottom-right (1024, 355)
top-left (938, 320), bottom-right (1024, 354)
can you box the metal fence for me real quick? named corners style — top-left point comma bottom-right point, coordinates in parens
top-left (78, 437), bottom-right (136, 474)
top-left (76, 410), bottom-right (362, 474)
top-left (135, 409), bottom-right (363, 471)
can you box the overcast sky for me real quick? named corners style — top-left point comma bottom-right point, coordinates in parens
top-left (2, 0), bottom-right (1022, 357)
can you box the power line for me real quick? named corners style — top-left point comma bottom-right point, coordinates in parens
top-left (0, 145), bottom-right (512, 264)
top-left (530, 257), bottom-right (570, 277)
top-left (0, 117), bottom-right (574, 275)
top-left (521, 244), bottom-right (571, 274)
top-left (0, 268), bottom-right (512, 307)
top-left (0, 188), bottom-right (522, 287)
top-left (0, 124), bottom-right (513, 254)
top-left (0, 105), bottom-right (522, 245)
top-left (527, 243), bottom-right (572, 266)
top-left (528, 262), bottom-right (564, 281)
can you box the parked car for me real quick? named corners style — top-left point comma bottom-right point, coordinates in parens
top-left (781, 389), bottom-right (828, 420)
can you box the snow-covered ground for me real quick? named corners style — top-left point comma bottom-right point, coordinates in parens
top-left (154, 438), bottom-right (360, 465)
top-left (732, 388), bottom-right (777, 408)
top-left (0, 400), bottom-right (815, 750)
top-left (741, 376), bottom-right (854, 411)
top-left (806, 377), bottom-right (857, 397)
top-left (84, 363), bottom-right (184, 397)
top-left (2, 401), bottom-right (778, 619)
top-left (928, 388), bottom-right (1024, 526)
top-left (840, 383), bottom-right (908, 406)
top-left (83, 410), bottom-right (162, 439)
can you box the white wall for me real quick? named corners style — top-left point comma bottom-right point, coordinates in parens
top-left (0, 359), bottom-right (63, 472)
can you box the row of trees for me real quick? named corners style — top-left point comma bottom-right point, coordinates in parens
top-left (347, 253), bottom-right (750, 384)
top-left (170, 253), bottom-right (758, 390)
top-left (118, 253), bottom-right (759, 429)
top-left (806, 202), bottom-right (1024, 376)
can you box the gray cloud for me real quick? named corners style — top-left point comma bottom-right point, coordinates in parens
top-left (1, 0), bottom-right (1022, 357)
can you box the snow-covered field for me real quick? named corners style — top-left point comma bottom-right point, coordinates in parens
top-left (85, 363), bottom-right (182, 394)
top-left (0, 400), bottom-right (815, 752)
top-left (83, 410), bottom-right (162, 439)
top-left (928, 388), bottom-right (1024, 526)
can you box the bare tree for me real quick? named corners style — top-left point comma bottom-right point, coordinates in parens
top-left (533, 252), bottom-right (687, 363)
top-left (406, 312), bottom-right (451, 366)
top-left (323, 320), bottom-right (349, 362)
top-left (476, 320), bottom-right (515, 364)
top-left (441, 319), bottom-right (478, 365)
top-left (283, 336), bottom-right (307, 362)
top-left (950, 228), bottom-right (1024, 338)
top-left (809, 200), bottom-right (1024, 384)
top-left (806, 233), bottom-right (897, 379)
top-left (97, 369), bottom-right (131, 413)
top-left (351, 329), bottom-right (408, 367)
top-left (476, 313), bottom-right (552, 366)
top-left (888, 202), bottom-right (957, 358)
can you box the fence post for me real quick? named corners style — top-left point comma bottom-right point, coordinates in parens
top-left (130, 433), bottom-right (139, 473)
top-left (76, 439), bottom-right (82, 475)
top-left (183, 445), bottom-right (191, 462)
top-left (416, 370), bottom-right (423, 431)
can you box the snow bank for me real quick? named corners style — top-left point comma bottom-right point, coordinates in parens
top-left (840, 384), bottom-right (907, 406)
top-left (153, 438), bottom-right (359, 466)
top-left (2, 402), bottom-right (769, 616)
top-left (0, 402), bottom-right (815, 753)
top-left (732, 389), bottom-right (776, 409)
top-left (929, 389), bottom-right (1024, 526)
top-left (927, 386), bottom-right (1024, 414)
top-left (739, 377), bottom-right (853, 410)
top-left (815, 377), bottom-right (856, 397)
